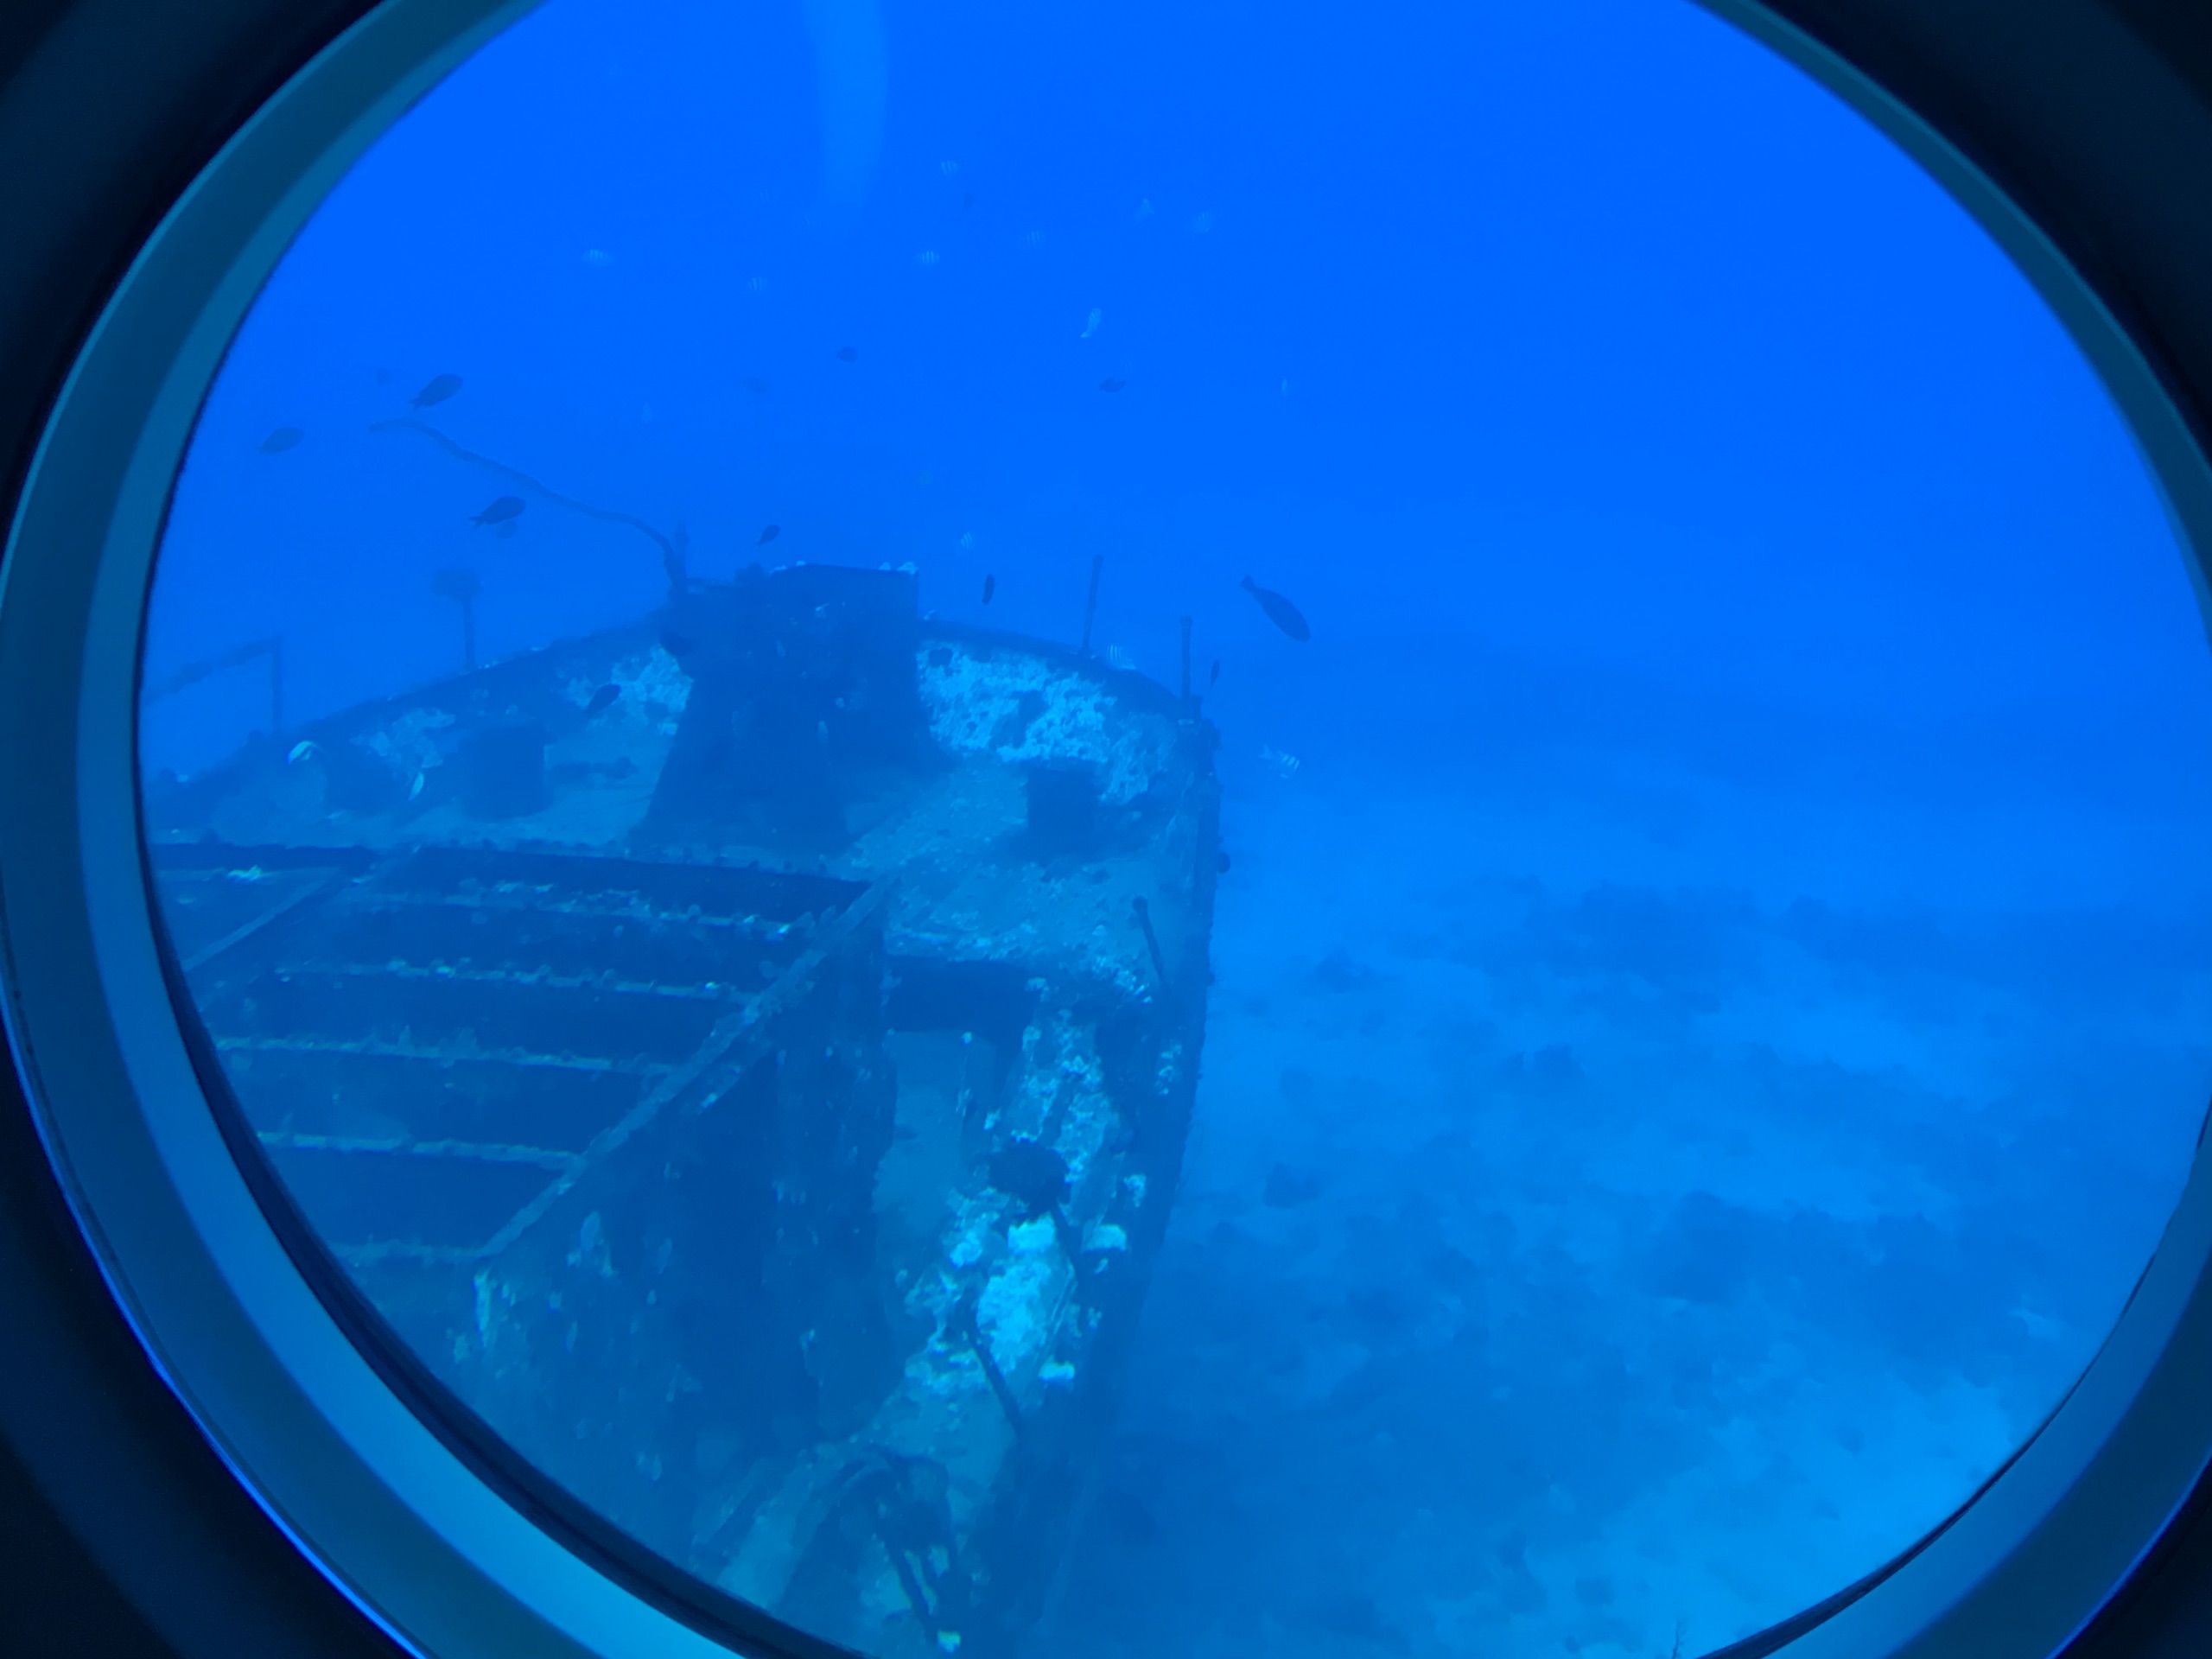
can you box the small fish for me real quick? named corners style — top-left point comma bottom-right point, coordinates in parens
top-left (660, 629), bottom-right (696, 658)
top-left (472, 495), bottom-right (525, 529)
top-left (407, 772), bottom-right (427, 802)
top-left (1099, 378), bottom-right (1127, 393)
top-left (582, 248), bottom-right (613, 267)
top-left (412, 372), bottom-right (463, 409)
top-left (741, 376), bottom-right (770, 395)
top-left (1107, 645), bottom-right (1135, 671)
top-left (259, 426), bottom-right (304, 454)
top-left (1082, 308), bottom-right (1103, 339)
top-left (836, 345), bottom-right (859, 364)
top-left (982, 574), bottom-right (995, 605)
top-left (1261, 743), bottom-right (1302, 777)
top-left (285, 740), bottom-right (320, 765)
top-left (960, 531), bottom-right (976, 550)
top-left (989, 1138), bottom-right (1070, 1213)
top-left (1241, 575), bottom-right (1311, 642)
top-left (586, 683), bottom-right (620, 716)
top-left (1191, 211), bottom-right (1214, 234)
top-left (918, 249), bottom-right (941, 268)
top-left (759, 524), bottom-right (781, 545)
top-left (1209, 658), bottom-right (1221, 688)
top-left (225, 865), bottom-right (267, 885)
top-left (940, 159), bottom-right (960, 177)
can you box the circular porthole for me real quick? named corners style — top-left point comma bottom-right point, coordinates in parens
top-left (7, 2), bottom-right (2212, 1657)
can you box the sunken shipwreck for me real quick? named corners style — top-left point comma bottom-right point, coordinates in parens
top-left (143, 558), bottom-right (1223, 1658)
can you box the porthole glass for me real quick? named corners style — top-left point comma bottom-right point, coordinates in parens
top-left (135, 0), bottom-right (2212, 1655)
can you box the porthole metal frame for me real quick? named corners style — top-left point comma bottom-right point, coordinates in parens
top-left (0, 2), bottom-right (792, 1654)
top-left (3, 1), bottom-right (2211, 1656)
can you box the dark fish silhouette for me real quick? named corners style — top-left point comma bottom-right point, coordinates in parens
top-left (982, 574), bottom-right (995, 605)
top-left (1099, 377), bottom-right (1127, 392)
top-left (412, 372), bottom-right (463, 409)
top-left (1209, 658), bottom-right (1221, 688)
top-left (1241, 575), bottom-right (1311, 642)
top-left (1263, 1161), bottom-right (1322, 1207)
top-left (585, 684), bottom-right (620, 716)
top-left (741, 376), bottom-right (770, 395)
top-left (988, 1138), bottom-right (1069, 1214)
top-left (836, 346), bottom-right (859, 364)
top-left (660, 629), bottom-right (696, 658)
top-left (258, 426), bottom-right (303, 454)
top-left (759, 524), bottom-right (781, 545)
top-left (472, 495), bottom-right (525, 529)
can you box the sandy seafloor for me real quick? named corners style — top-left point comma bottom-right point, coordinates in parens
top-left (1027, 645), bottom-right (2212, 1659)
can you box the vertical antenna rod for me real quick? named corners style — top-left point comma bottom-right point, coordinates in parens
top-left (1078, 555), bottom-right (1103, 657)
top-left (432, 569), bottom-right (482, 672)
top-left (1132, 895), bottom-right (1171, 993)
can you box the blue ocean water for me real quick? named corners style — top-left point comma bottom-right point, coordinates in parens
top-left (140, 0), bottom-right (2212, 1655)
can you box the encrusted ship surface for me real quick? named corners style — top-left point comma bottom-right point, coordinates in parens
top-left (143, 564), bottom-right (1221, 1658)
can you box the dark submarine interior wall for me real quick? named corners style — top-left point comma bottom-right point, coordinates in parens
top-left (0, 10), bottom-right (404, 1659)
top-left (3, 2), bottom-right (2212, 1657)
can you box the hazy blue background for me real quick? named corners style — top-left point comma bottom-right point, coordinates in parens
top-left (145, 0), bottom-right (2212, 1652)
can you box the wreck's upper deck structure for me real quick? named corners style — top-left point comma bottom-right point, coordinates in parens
top-left (143, 563), bottom-right (1221, 1659)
